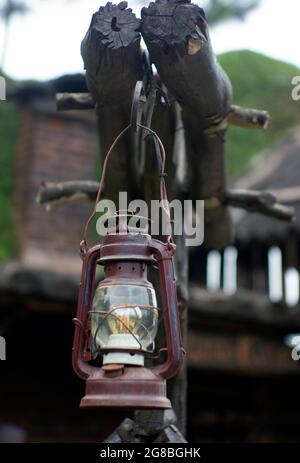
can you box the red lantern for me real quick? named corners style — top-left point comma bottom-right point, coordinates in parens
top-left (72, 213), bottom-right (183, 409)
top-left (72, 121), bottom-right (184, 409)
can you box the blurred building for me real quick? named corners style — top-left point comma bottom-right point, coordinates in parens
top-left (0, 76), bottom-right (125, 442)
top-left (189, 130), bottom-right (300, 441)
top-left (1, 76), bottom-right (300, 442)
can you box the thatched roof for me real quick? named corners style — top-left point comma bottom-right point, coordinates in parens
top-left (234, 128), bottom-right (300, 244)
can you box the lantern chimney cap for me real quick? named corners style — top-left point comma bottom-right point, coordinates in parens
top-left (104, 211), bottom-right (152, 236)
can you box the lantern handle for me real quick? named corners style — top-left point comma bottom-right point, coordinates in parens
top-left (80, 124), bottom-right (131, 254)
top-left (81, 86), bottom-right (174, 253)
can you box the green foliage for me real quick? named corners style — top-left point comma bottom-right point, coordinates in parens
top-left (205, 0), bottom-right (259, 26)
top-left (218, 50), bottom-right (300, 174)
top-left (0, 101), bottom-right (19, 260)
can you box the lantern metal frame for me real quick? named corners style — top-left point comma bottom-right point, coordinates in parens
top-left (72, 227), bottom-right (184, 409)
top-left (71, 81), bottom-right (184, 409)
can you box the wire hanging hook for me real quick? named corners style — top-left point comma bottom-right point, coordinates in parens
top-left (80, 83), bottom-right (174, 252)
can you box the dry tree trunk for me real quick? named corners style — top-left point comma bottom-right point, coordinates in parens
top-left (140, 0), bottom-right (235, 431)
top-left (81, 1), bottom-right (188, 437)
top-left (141, 93), bottom-right (189, 432)
top-left (142, 0), bottom-right (233, 250)
top-left (81, 1), bottom-right (143, 205)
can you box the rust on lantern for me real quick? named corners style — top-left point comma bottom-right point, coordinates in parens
top-left (72, 216), bottom-right (184, 409)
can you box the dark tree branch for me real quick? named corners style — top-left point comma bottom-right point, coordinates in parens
top-left (56, 93), bottom-right (95, 111)
top-left (225, 189), bottom-right (295, 221)
top-left (141, 0), bottom-right (274, 248)
top-left (81, 1), bottom-right (142, 107)
top-left (36, 181), bottom-right (99, 211)
top-left (227, 105), bottom-right (271, 130)
top-left (36, 182), bottom-right (295, 223)
top-left (142, 0), bottom-right (233, 250)
top-left (142, 0), bottom-right (232, 126)
top-left (81, 1), bottom-right (143, 206)
top-left (56, 91), bottom-right (271, 133)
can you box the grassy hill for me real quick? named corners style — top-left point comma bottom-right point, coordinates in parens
top-left (0, 50), bottom-right (299, 259)
top-left (219, 50), bottom-right (300, 174)
top-left (0, 101), bottom-right (19, 260)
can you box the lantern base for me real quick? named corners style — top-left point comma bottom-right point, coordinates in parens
top-left (80, 367), bottom-right (171, 409)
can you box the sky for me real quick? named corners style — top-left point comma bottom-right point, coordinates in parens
top-left (0, 0), bottom-right (299, 81)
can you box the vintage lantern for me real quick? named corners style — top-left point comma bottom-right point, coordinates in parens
top-left (72, 122), bottom-right (184, 409)
top-left (72, 215), bottom-right (183, 409)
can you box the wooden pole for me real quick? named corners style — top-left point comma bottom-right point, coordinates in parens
top-left (81, 1), bottom-right (188, 437)
top-left (142, 0), bottom-right (233, 250)
top-left (81, 1), bottom-right (143, 206)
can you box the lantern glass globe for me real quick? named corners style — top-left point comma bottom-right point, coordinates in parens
top-left (91, 282), bottom-right (159, 366)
